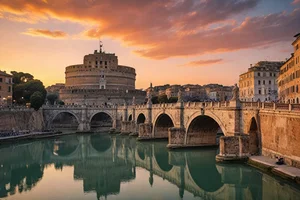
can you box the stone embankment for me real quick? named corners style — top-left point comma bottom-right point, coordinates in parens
top-left (248, 156), bottom-right (300, 184)
top-left (0, 108), bottom-right (44, 131)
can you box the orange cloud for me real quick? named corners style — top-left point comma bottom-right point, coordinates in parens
top-left (179, 59), bottom-right (224, 67)
top-left (0, 0), bottom-right (299, 59)
top-left (22, 28), bottom-right (68, 39)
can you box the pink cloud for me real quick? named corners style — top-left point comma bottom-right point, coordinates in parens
top-left (179, 59), bottom-right (224, 67)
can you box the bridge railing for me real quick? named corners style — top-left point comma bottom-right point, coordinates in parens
top-left (241, 101), bottom-right (300, 112)
top-left (0, 106), bottom-right (32, 111)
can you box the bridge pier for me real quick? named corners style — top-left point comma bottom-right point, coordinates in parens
top-left (77, 120), bottom-right (91, 132)
top-left (216, 135), bottom-right (250, 162)
top-left (137, 123), bottom-right (153, 140)
top-left (121, 121), bottom-right (136, 135)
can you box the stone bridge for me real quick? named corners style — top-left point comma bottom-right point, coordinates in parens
top-left (42, 97), bottom-right (300, 165)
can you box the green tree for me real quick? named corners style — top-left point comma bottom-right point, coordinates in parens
top-left (30, 91), bottom-right (45, 110)
top-left (168, 97), bottom-right (178, 103)
top-left (151, 96), bottom-right (159, 104)
top-left (11, 71), bottom-right (34, 85)
top-left (158, 95), bottom-right (168, 103)
top-left (57, 100), bottom-right (65, 105)
top-left (13, 78), bottom-right (46, 104)
top-left (47, 93), bottom-right (58, 105)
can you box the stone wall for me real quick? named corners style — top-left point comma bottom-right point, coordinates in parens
top-left (0, 109), bottom-right (44, 131)
top-left (260, 110), bottom-right (300, 168)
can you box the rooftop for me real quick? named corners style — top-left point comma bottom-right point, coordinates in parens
top-left (0, 70), bottom-right (12, 77)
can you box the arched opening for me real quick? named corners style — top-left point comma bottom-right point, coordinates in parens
top-left (187, 149), bottom-right (223, 192)
top-left (128, 114), bottom-right (133, 121)
top-left (52, 112), bottom-right (79, 131)
top-left (52, 136), bottom-right (79, 156)
top-left (187, 115), bottom-right (222, 146)
top-left (90, 112), bottom-right (113, 132)
top-left (249, 117), bottom-right (259, 155)
top-left (154, 142), bottom-right (173, 172)
top-left (137, 146), bottom-right (145, 160)
top-left (154, 114), bottom-right (174, 138)
top-left (90, 134), bottom-right (112, 153)
top-left (137, 113), bottom-right (146, 124)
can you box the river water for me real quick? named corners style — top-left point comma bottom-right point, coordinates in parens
top-left (0, 133), bottom-right (299, 200)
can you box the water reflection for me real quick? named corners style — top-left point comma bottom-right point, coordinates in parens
top-left (0, 134), bottom-right (299, 200)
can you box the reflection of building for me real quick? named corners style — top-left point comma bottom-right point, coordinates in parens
top-left (0, 135), bottom-right (300, 200)
top-left (59, 45), bottom-right (146, 106)
top-left (278, 33), bottom-right (300, 103)
top-left (239, 61), bottom-right (283, 102)
top-left (0, 71), bottom-right (13, 106)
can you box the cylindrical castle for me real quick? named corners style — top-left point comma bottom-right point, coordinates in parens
top-left (60, 47), bottom-right (146, 106)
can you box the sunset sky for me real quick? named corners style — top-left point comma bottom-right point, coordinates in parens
top-left (0, 0), bottom-right (299, 89)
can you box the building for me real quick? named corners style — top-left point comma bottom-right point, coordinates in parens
top-left (208, 86), bottom-right (233, 101)
top-left (59, 45), bottom-right (146, 106)
top-left (0, 71), bottom-right (13, 106)
top-left (239, 61), bottom-right (284, 102)
top-left (46, 83), bottom-right (65, 94)
top-left (278, 33), bottom-right (300, 103)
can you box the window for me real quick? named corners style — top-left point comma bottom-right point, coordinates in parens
top-left (258, 72), bottom-right (260, 77)
top-left (263, 80), bottom-right (265, 85)
top-left (0, 86), bottom-right (1, 90)
top-left (105, 61), bottom-right (107, 65)
top-left (95, 61), bottom-right (98, 65)
top-left (269, 80), bottom-right (271, 84)
top-left (8, 86), bottom-right (11, 92)
top-left (0, 78), bottom-right (2, 82)
top-left (258, 80), bottom-right (261, 85)
top-left (258, 89), bottom-right (261, 94)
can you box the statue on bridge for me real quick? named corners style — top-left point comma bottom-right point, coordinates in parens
top-left (231, 84), bottom-right (240, 101)
top-left (177, 89), bottom-right (183, 103)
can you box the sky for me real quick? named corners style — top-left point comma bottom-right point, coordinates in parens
top-left (0, 0), bottom-right (299, 89)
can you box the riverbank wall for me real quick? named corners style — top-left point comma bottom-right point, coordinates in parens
top-left (0, 109), bottom-right (45, 131)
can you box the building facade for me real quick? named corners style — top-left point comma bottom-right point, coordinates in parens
top-left (278, 33), bottom-right (300, 103)
top-left (239, 61), bottom-right (283, 102)
top-left (60, 47), bottom-right (146, 106)
top-left (46, 83), bottom-right (65, 94)
top-left (0, 71), bottom-right (13, 106)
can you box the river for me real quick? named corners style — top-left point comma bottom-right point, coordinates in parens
top-left (0, 133), bottom-right (299, 200)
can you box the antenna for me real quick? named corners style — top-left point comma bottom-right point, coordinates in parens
top-left (99, 39), bottom-right (103, 53)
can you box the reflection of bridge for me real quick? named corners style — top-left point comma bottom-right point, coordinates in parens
top-left (1, 135), bottom-right (300, 200)
top-left (43, 97), bottom-right (300, 163)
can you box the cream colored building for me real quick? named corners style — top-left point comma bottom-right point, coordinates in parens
top-left (239, 61), bottom-right (283, 102)
top-left (278, 33), bottom-right (300, 103)
top-left (60, 46), bottom-right (146, 105)
top-left (0, 71), bottom-right (13, 105)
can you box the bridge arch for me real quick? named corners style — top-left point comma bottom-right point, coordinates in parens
top-left (248, 117), bottom-right (260, 155)
top-left (90, 112), bottom-right (113, 131)
top-left (90, 134), bottom-right (112, 153)
top-left (52, 136), bottom-right (79, 157)
top-left (153, 142), bottom-right (173, 172)
top-left (51, 111), bottom-right (80, 130)
top-left (136, 113), bottom-right (146, 124)
top-left (186, 111), bottom-right (226, 146)
top-left (185, 149), bottom-right (224, 193)
top-left (153, 112), bottom-right (175, 138)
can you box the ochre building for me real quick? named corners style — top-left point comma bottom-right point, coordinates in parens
top-left (60, 47), bottom-right (146, 106)
top-left (278, 33), bottom-right (300, 103)
top-left (239, 61), bottom-right (283, 102)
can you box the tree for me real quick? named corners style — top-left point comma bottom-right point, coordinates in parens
top-left (30, 91), bottom-right (45, 110)
top-left (47, 93), bottom-right (58, 105)
top-left (168, 97), bottom-right (178, 103)
top-left (158, 95), bottom-right (168, 103)
top-left (151, 96), bottom-right (159, 104)
top-left (13, 78), bottom-right (47, 104)
top-left (57, 100), bottom-right (65, 105)
top-left (11, 71), bottom-right (34, 84)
